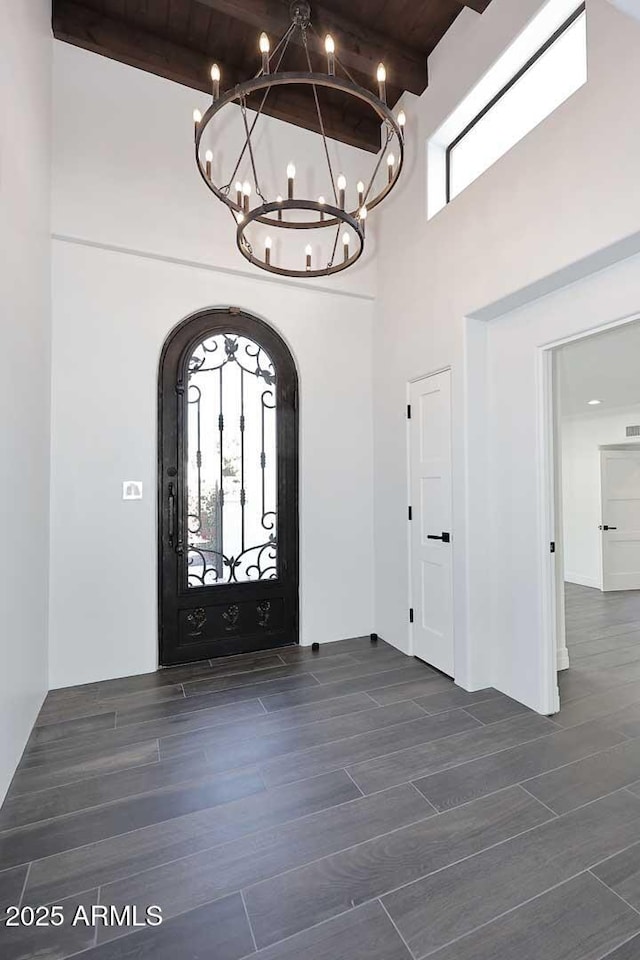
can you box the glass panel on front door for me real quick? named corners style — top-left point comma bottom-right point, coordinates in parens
top-left (186, 333), bottom-right (278, 587)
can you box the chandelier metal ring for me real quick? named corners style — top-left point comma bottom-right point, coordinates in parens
top-left (235, 199), bottom-right (365, 278)
top-left (195, 73), bottom-right (405, 230)
top-left (192, 0), bottom-right (408, 277)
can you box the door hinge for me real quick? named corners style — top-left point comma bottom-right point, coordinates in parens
top-left (409, 608), bottom-right (414, 624)
top-left (407, 404), bottom-right (412, 419)
top-left (550, 541), bottom-right (556, 554)
top-left (408, 505), bottom-right (412, 521)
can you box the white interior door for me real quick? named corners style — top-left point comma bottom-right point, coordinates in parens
top-left (409, 370), bottom-right (454, 676)
top-left (601, 449), bottom-right (640, 591)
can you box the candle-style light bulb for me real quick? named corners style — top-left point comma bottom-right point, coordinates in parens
top-left (305, 244), bottom-right (312, 271)
top-left (265, 235), bottom-right (272, 265)
top-left (193, 108), bottom-right (202, 136)
top-left (342, 231), bottom-right (350, 261)
top-left (276, 194), bottom-right (283, 221)
top-left (337, 173), bottom-right (346, 210)
top-left (359, 204), bottom-right (368, 238)
top-left (387, 152), bottom-right (395, 183)
top-left (205, 149), bottom-right (213, 179)
top-left (318, 196), bottom-right (325, 221)
top-left (357, 180), bottom-right (365, 207)
top-left (398, 109), bottom-right (406, 129)
top-left (325, 34), bottom-right (335, 75)
top-left (377, 62), bottom-right (387, 102)
top-left (287, 162), bottom-right (296, 199)
top-left (242, 180), bottom-right (252, 213)
top-left (235, 180), bottom-right (242, 206)
top-left (210, 63), bottom-right (220, 100)
top-left (259, 32), bottom-right (270, 73)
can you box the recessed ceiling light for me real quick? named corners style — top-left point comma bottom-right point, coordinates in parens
top-left (588, 399), bottom-right (602, 405)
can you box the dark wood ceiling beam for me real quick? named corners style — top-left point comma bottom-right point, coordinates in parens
top-left (52, 1), bottom-right (381, 151)
top-left (53, 2), bottom-right (244, 91)
top-left (452, 0), bottom-right (492, 12)
top-left (197, 0), bottom-right (428, 95)
top-left (263, 87), bottom-right (382, 151)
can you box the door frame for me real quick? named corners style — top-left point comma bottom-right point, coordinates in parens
top-left (539, 312), bottom-right (640, 710)
top-left (157, 306), bottom-right (299, 665)
top-left (406, 365), bottom-right (454, 669)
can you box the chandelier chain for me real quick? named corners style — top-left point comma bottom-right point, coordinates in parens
top-left (328, 224), bottom-right (340, 268)
top-left (363, 125), bottom-right (394, 206)
top-left (261, 21), bottom-right (297, 74)
top-left (240, 97), bottom-right (268, 203)
top-left (302, 28), bottom-right (338, 205)
top-left (224, 25), bottom-right (296, 193)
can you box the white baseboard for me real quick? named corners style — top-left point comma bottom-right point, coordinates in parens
top-left (565, 572), bottom-right (601, 590)
top-left (557, 646), bottom-right (570, 672)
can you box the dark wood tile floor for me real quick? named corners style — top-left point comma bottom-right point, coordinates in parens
top-left (3, 603), bottom-right (640, 959)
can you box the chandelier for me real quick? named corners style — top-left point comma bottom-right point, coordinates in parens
top-left (193, 0), bottom-right (406, 279)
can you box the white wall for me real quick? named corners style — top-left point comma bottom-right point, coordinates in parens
top-left (50, 0), bottom-right (640, 710)
top-left (0, 2), bottom-right (52, 799)
top-left (373, 0), bottom-right (640, 712)
top-left (561, 408), bottom-right (640, 588)
top-left (471, 261), bottom-right (640, 711)
top-left (50, 47), bottom-right (375, 688)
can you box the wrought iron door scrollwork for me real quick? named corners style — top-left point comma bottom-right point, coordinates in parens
top-left (159, 308), bottom-right (299, 666)
top-left (257, 600), bottom-right (271, 628)
top-left (186, 607), bottom-right (207, 637)
top-left (222, 604), bottom-right (240, 631)
top-left (186, 333), bottom-right (279, 588)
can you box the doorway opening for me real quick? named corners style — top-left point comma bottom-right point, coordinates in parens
top-left (158, 307), bottom-right (299, 665)
top-left (550, 318), bottom-right (640, 711)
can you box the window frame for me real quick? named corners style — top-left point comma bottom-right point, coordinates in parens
top-left (445, 2), bottom-right (587, 204)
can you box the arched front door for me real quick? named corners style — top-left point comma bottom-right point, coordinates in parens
top-left (158, 308), bottom-right (299, 665)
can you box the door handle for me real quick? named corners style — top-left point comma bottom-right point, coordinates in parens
top-left (168, 483), bottom-right (176, 546)
top-left (427, 532), bottom-right (451, 543)
top-left (599, 525), bottom-right (617, 531)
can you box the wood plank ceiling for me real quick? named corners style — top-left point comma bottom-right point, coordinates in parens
top-left (52, 0), bottom-right (493, 152)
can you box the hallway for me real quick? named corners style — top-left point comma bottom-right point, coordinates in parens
top-left (3, 624), bottom-right (640, 958)
top-left (561, 583), bottom-right (640, 722)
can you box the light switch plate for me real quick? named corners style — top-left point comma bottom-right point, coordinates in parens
top-left (123, 481), bottom-right (143, 500)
